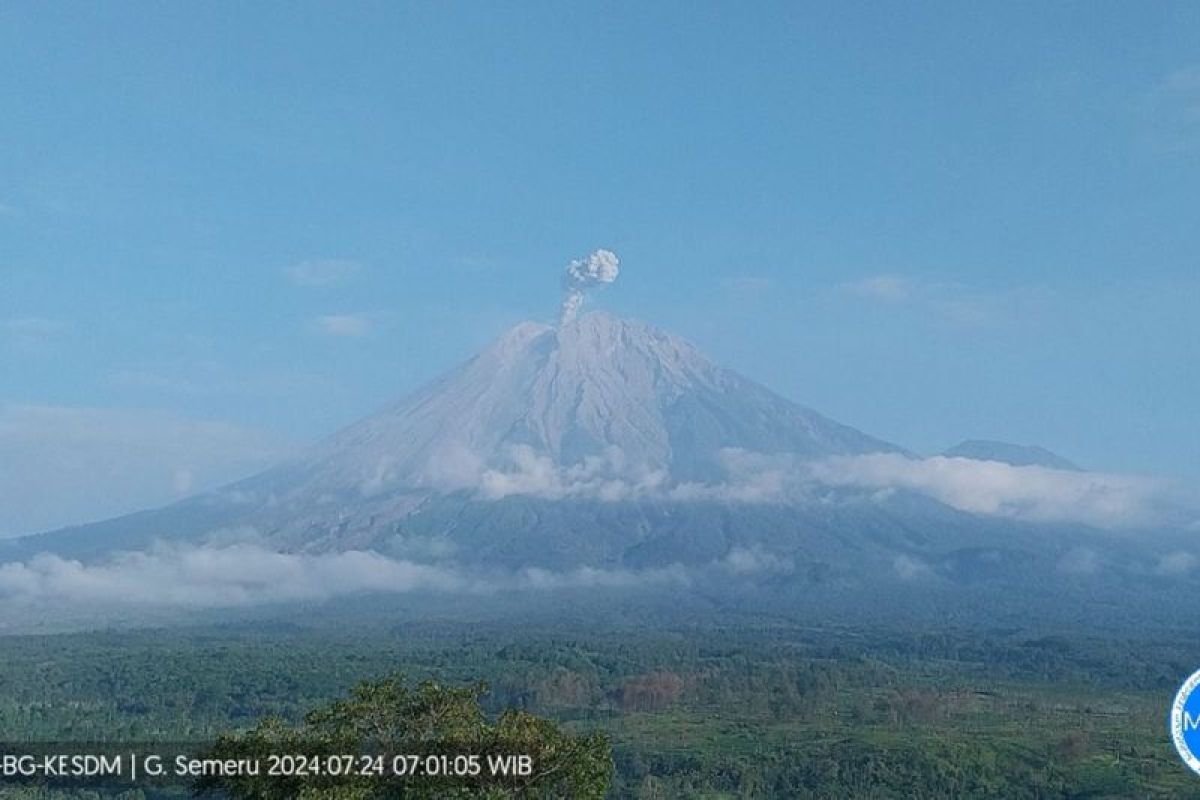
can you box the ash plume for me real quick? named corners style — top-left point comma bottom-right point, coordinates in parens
top-left (559, 249), bottom-right (620, 325)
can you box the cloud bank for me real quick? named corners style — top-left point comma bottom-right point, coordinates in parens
top-left (0, 543), bottom-right (713, 608)
top-left (808, 453), bottom-right (1165, 528)
top-left (469, 446), bottom-right (1176, 529)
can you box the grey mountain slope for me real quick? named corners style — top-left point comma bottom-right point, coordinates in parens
top-left (942, 440), bottom-right (1080, 471)
top-left (243, 311), bottom-right (905, 499)
top-left (10, 311), bottom-right (1179, 607)
top-left (9, 312), bottom-right (904, 560)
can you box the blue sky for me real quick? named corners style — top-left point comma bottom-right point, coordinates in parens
top-left (2, 2), bottom-right (1198, 535)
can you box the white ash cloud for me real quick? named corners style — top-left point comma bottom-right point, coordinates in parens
top-left (559, 249), bottom-right (620, 325)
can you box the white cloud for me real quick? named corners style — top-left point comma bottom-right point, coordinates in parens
top-left (418, 436), bottom-right (1182, 531)
top-left (809, 453), bottom-right (1164, 528)
top-left (0, 405), bottom-right (292, 537)
top-left (476, 446), bottom-right (803, 506)
top-left (669, 450), bottom-right (801, 503)
top-left (285, 259), bottom-right (361, 286)
top-left (316, 314), bottom-right (371, 337)
top-left (464, 444), bottom-right (1173, 529)
top-left (479, 445), bottom-right (667, 501)
top-left (0, 543), bottom-right (692, 608)
top-left (0, 545), bottom-right (465, 606)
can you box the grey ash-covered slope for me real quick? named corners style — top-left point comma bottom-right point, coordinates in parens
top-left (8, 312), bottom-right (903, 561)
top-left (8, 311), bottom-right (1154, 596)
top-left (278, 310), bottom-right (903, 495)
top-left (3, 310), bottom-right (1188, 628)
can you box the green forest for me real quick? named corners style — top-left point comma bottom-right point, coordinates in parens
top-left (1, 619), bottom-right (1198, 798)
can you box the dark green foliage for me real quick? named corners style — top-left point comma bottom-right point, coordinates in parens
top-left (1, 621), bottom-right (1199, 798)
top-left (195, 675), bottom-right (612, 799)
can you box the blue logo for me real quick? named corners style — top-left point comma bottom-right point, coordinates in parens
top-left (1171, 669), bottom-right (1200, 775)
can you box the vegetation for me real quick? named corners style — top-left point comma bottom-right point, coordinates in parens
top-left (196, 674), bottom-right (611, 798)
top-left (0, 620), bottom-right (1198, 797)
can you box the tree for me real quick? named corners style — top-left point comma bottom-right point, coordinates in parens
top-left (195, 674), bottom-right (612, 799)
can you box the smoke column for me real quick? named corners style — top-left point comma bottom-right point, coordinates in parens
top-left (559, 249), bottom-right (620, 325)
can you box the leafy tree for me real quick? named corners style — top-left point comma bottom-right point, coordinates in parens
top-left (194, 673), bottom-right (612, 799)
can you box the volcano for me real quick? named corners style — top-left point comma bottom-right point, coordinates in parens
top-left (269, 311), bottom-right (902, 497)
top-left (5, 311), bottom-right (1188, 616)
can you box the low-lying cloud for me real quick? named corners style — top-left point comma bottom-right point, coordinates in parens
top-left (809, 453), bottom-right (1167, 528)
top-left (0, 543), bottom-right (704, 608)
top-left (469, 445), bottom-right (1177, 529)
top-left (0, 545), bottom-right (463, 606)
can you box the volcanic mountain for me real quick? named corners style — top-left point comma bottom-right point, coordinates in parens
top-left (7, 312), bottom-right (901, 558)
top-left (5, 311), bottom-right (1186, 612)
top-left (272, 311), bottom-right (902, 495)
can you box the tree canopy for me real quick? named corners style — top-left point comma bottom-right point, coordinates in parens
top-left (195, 674), bottom-right (613, 799)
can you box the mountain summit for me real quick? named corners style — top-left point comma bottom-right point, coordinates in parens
top-left (276, 311), bottom-right (901, 499)
top-left (9, 310), bottom-right (1175, 602)
top-left (9, 312), bottom-right (907, 560)
top-left (941, 440), bottom-right (1080, 471)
